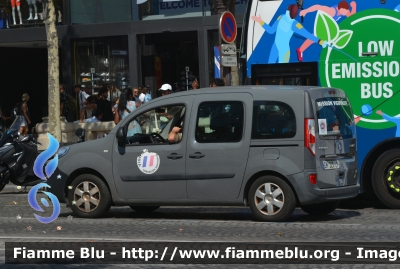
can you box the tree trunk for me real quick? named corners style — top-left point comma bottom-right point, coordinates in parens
top-left (44, 0), bottom-right (61, 142)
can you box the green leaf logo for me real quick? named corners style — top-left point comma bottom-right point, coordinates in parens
top-left (314, 11), bottom-right (339, 42)
top-left (314, 10), bottom-right (354, 53)
top-left (334, 30), bottom-right (353, 49)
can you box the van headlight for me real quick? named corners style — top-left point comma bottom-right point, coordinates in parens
top-left (58, 146), bottom-right (71, 159)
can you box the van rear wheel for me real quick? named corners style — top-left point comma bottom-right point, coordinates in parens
top-left (248, 176), bottom-right (296, 222)
top-left (372, 149), bottom-right (400, 209)
top-left (300, 201), bottom-right (340, 215)
top-left (130, 206), bottom-right (160, 213)
top-left (68, 174), bottom-right (112, 218)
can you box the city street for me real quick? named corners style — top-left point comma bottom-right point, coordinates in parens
top-left (0, 183), bottom-right (399, 269)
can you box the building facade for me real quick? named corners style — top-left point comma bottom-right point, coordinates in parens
top-left (0, 0), bottom-right (244, 126)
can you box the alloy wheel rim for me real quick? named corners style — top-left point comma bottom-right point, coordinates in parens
top-left (385, 161), bottom-right (400, 195)
top-left (254, 183), bottom-right (284, 216)
top-left (73, 181), bottom-right (101, 212)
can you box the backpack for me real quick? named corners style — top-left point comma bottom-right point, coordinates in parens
top-left (66, 94), bottom-right (77, 112)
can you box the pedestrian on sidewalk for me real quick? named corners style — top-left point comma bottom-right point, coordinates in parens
top-left (19, 93), bottom-right (31, 136)
top-left (96, 87), bottom-right (113, 122)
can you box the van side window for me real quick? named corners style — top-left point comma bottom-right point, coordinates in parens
top-left (195, 101), bottom-right (244, 143)
top-left (252, 101), bottom-right (296, 139)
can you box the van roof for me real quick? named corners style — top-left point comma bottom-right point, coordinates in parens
top-left (167, 85), bottom-right (342, 99)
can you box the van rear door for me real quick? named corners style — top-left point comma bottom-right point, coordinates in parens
top-left (308, 89), bottom-right (358, 189)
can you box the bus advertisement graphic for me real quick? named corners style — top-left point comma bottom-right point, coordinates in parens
top-left (246, 0), bottom-right (400, 135)
top-left (319, 9), bottom-right (400, 133)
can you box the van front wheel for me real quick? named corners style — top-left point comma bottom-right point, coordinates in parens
top-left (68, 174), bottom-right (112, 218)
top-left (248, 176), bottom-right (296, 222)
top-left (300, 201), bottom-right (340, 215)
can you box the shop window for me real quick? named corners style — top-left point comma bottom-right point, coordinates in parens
top-left (73, 36), bottom-right (129, 97)
top-left (71, 0), bottom-right (132, 24)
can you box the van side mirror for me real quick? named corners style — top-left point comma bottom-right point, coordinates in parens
top-left (116, 127), bottom-right (125, 147)
top-left (75, 128), bottom-right (85, 143)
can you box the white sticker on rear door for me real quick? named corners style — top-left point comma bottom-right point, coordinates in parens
top-left (318, 119), bottom-right (327, 135)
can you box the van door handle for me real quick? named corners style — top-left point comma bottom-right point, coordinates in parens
top-left (189, 152), bottom-right (205, 159)
top-left (167, 153), bottom-right (183, 160)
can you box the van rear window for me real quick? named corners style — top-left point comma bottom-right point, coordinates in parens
top-left (316, 97), bottom-right (354, 139)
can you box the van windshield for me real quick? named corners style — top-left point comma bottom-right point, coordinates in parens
top-left (315, 97), bottom-right (354, 139)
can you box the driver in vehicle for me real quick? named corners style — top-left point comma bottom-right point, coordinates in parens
top-left (167, 113), bottom-right (184, 144)
top-left (168, 125), bottom-right (182, 143)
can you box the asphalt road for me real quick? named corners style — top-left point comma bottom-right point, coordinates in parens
top-left (0, 184), bottom-right (399, 269)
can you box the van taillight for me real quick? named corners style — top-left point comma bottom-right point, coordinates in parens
top-left (309, 174), bottom-right (317, 184)
top-left (305, 119), bottom-right (316, 156)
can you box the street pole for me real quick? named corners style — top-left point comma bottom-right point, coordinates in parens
top-left (217, 0), bottom-right (226, 80)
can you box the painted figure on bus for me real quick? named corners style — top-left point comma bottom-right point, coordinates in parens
top-left (251, 4), bottom-right (328, 64)
top-left (376, 110), bottom-right (400, 137)
top-left (395, 4), bottom-right (400, 12)
top-left (297, 1), bottom-right (357, 62)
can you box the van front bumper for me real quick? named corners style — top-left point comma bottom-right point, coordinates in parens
top-left (288, 170), bottom-right (360, 205)
top-left (46, 167), bottom-right (68, 203)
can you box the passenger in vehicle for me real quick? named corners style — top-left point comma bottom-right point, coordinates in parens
top-left (328, 115), bottom-right (340, 132)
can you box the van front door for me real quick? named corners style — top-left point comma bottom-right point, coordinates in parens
top-left (186, 93), bottom-right (253, 201)
top-left (112, 97), bottom-right (193, 200)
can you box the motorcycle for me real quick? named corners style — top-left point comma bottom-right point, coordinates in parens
top-left (0, 116), bottom-right (42, 192)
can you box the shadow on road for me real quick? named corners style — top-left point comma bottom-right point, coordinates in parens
top-left (338, 194), bottom-right (387, 210)
top-left (0, 191), bottom-right (30, 195)
top-left (59, 207), bottom-right (361, 223)
top-left (288, 209), bottom-right (360, 222)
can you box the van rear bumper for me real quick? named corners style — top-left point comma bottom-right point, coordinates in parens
top-left (288, 170), bottom-right (360, 205)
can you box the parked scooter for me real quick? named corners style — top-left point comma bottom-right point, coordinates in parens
top-left (0, 116), bottom-right (42, 192)
top-left (75, 128), bottom-right (85, 143)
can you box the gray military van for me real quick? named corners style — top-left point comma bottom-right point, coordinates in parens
top-left (48, 86), bottom-right (359, 222)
